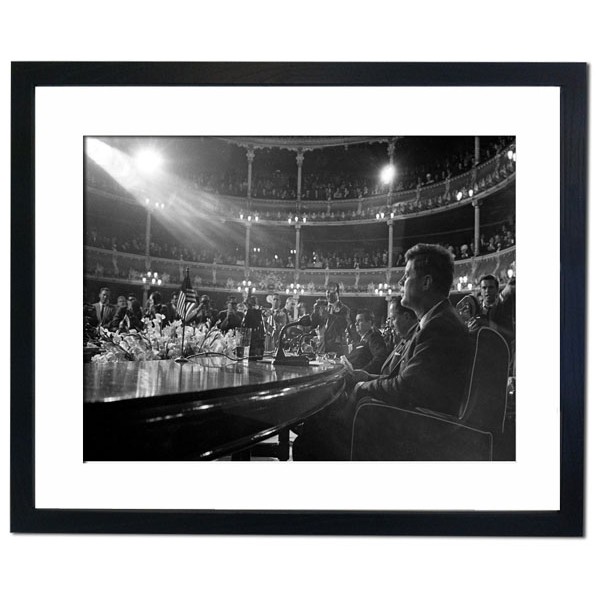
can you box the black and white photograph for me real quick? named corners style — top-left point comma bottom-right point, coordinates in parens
top-left (83, 135), bottom-right (516, 462)
top-left (5, 4), bottom-right (596, 598)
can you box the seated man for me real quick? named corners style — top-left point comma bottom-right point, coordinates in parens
top-left (293, 243), bottom-right (470, 460)
top-left (346, 309), bottom-right (389, 374)
top-left (350, 301), bottom-right (418, 383)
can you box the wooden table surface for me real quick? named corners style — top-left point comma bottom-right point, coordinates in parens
top-left (84, 356), bottom-right (347, 460)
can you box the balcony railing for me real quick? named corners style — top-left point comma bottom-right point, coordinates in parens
top-left (87, 144), bottom-right (516, 225)
top-left (85, 245), bottom-right (515, 296)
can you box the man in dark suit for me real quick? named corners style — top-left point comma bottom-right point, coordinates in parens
top-left (346, 309), bottom-right (389, 374)
top-left (311, 282), bottom-right (351, 356)
top-left (479, 274), bottom-right (515, 345)
top-left (350, 302), bottom-right (418, 383)
top-left (293, 243), bottom-right (470, 460)
top-left (92, 287), bottom-right (116, 327)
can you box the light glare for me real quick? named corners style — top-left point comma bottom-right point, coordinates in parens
top-left (135, 149), bottom-right (163, 173)
top-left (380, 164), bottom-right (395, 184)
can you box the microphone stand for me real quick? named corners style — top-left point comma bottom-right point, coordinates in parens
top-left (273, 315), bottom-right (313, 366)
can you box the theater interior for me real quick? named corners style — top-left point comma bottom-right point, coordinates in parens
top-left (83, 135), bottom-right (516, 461)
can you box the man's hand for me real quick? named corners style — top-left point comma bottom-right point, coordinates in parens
top-left (352, 369), bottom-right (372, 383)
top-left (344, 368), bottom-right (373, 390)
top-left (349, 381), bottom-right (368, 403)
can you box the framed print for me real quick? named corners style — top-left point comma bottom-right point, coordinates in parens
top-left (11, 62), bottom-right (586, 535)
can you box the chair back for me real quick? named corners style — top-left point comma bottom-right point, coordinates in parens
top-left (459, 326), bottom-right (510, 436)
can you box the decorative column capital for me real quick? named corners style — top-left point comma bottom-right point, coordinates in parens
top-left (472, 198), bottom-right (482, 209)
top-left (246, 147), bottom-right (255, 163)
top-left (296, 150), bottom-right (304, 167)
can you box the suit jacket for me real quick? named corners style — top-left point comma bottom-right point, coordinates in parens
top-left (92, 302), bottom-right (116, 326)
top-left (347, 328), bottom-right (388, 374)
top-left (319, 301), bottom-right (351, 355)
top-left (217, 310), bottom-right (244, 332)
top-left (359, 299), bottom-right (470, 417)
top-left (108, 306), bottom-right (143, 332)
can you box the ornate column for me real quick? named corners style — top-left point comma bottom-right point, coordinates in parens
top-left (387, 218), bottom-right (394, 270)
top-left (246, 146), bottom-right (255, 210)
top-left (296, 150), bottom-right (304, 212)
top-left (244, 221), bottom-right (251, 268)
top-left (474, 136), bottom-right (480, 165)
top-left (472, 199), bottom-right (481, 256)
top-left (387, 139), bottom-right (396, 207)
top-left (295, 223), bottom-right (301, 270)
top-left (144, 208), bottom-right (152, 271)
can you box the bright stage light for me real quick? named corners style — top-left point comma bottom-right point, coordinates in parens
top-left (380, 164), bottom-right (395, 184)
top-left (135, 148), bottom-right (163, 174)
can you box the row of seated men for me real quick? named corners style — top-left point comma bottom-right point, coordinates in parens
top-left (291, 244), bottom-right (515, 460)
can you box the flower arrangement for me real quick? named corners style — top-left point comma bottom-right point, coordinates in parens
top-left (88, 315), bottom-right (237, 363)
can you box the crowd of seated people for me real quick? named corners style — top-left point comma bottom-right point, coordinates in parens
top-left (88, 137), bottom-right (514, 207)
top-left (85, 227), bottom-right (244, 265)
top-left (86, 221), bottom-right (515, 280)
top-left (189, 137), bottom-right (513, 202)
top-left (217, 160), bottom-right (514, 222)
top-left (87, 148), bottom-right (514, 238)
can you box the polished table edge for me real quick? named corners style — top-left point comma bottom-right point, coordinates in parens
top-left (84, 359), bottom-right (348, 460)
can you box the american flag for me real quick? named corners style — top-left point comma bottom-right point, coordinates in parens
top-left (176, 268), bottom-right (196, 321)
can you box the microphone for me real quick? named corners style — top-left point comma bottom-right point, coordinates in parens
top-left (273, 315), bottom-right (313, 365)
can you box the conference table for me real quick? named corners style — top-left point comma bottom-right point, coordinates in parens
top-left (84, 356), bottom-right (347, 460)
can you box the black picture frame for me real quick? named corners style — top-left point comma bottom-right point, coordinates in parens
top-left (11, 62), bottom-right (587, 536)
